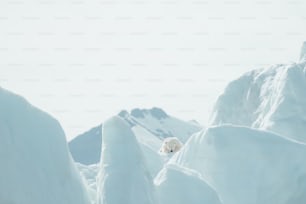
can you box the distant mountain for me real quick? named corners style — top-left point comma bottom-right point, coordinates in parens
top-left (69, 125), bottom-right (102, 165)
top-left (210, 43), bottom-right (306, 143)
top-left (119, 107), bottom-right (202, 142)
top-left (69, 107), bottom-right (202, 165)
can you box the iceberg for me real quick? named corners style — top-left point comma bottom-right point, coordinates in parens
top-left (172, 125), bottom-right (306, 204)
top-left (0, 87), bottom-right (90, 204)
top-left (96, 116), bottom-right (157, 204)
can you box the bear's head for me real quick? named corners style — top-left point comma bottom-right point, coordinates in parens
top-left (160, 137), bottom-right (183, 154)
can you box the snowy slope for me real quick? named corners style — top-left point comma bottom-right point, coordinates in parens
top-left (119, 107), bottom-right (202, 143)
top-left (132, 125), bottom-right (164, 176)
top-left (69, 107), bottom-right (201, 165)
top-left (210, 59), bottom-right (306, 142)
top-left (154, 164), bottom-right (222, 204)
top-left (96, 116), bottom-right (157, 204)
top-left (0, 87), bottom-right (90, 204)
top-left (172, 125), bottom-right (306, 204)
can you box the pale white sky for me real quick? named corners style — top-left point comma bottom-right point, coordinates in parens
top-left (0, 0), bottom-right (305, 140)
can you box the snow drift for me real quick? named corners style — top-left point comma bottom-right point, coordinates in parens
top-left (96, 116), bottom-right (157, 204)
top-left (172, 125), bottom-right (306, 204)
top-left (0, 87), bottom-right (90, 204)
top-left (210, 59), bottom-right (306, 142)
top-left (132, 124), bottom-right (164, 177)
top-left (154, 164), bottom-right (222, 204)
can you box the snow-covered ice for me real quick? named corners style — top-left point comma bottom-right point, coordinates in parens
top-left (96, 116), bottom-right (158, 204)
top-left (154, 164), bottom-right (222, 204)
top-left (3, 42), bottom-right (306, 204)
top-left (210, 61), bottom-right (306, 143)
top-left (300, 41), bottom-right (306, 61)
top-left (132, 124), bottom-right (164, 177)
top-left (0, 87), bottom-right (91, 204)
top-left (172, 125), bottom-right (306, 204)
top-left (77, 163), bottom-right (100, 203)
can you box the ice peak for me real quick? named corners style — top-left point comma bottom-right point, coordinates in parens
top-left (118, 110), bottom-right (129, 117)
top-left (119, 107), bottom-right (169, 120)
top-left (97, 116), bottom-right (157, 204)
top-left (149, 107), bottom-right (168, 119)
top-left (299, 41), bottom-right (306, 61)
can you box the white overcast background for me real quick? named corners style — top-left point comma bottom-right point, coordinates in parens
top-left (0, 0), bottom-right (306, 140)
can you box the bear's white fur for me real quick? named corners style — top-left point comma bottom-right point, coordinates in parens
top-left (160, 137), bottom-right (183, 154)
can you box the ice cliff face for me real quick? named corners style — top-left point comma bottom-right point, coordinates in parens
top-left (96, 116), bottom-right (157, 204)
top-left (0, 87), bottom-right (90, 204)
top-left (210, 61), bottom-right (306, 143)
top-left (300, 41), bottom-right (306, 61)
top-left (172, 125), bottom-right (306, 204)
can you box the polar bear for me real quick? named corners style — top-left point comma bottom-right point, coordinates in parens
top-left (159, 137), bottom-right (183, 154)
